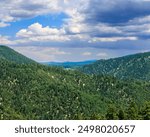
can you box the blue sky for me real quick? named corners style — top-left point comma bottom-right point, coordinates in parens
top-left (1, 0), bottom-right (150, 62)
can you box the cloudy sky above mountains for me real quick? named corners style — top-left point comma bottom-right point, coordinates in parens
top-left (1, 0), bottom-right (150, 62)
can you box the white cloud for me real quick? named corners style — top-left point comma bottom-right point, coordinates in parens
top-left (2, 0), bottom-right (150, 48)
top-left (0, 0), bottom-right (64, 23)
top-left (89, 37), bottom-right (138, 42)
top-left (14, 21), bottom-right (138, 45)
top-left (82, 52), bottom-right (92, 56)
top-left (17, 23), bottom-right (64, 37)
top-left (0, 22), bottom-right (10, 28)
top-left (129, 15), bottom-right (150, 24)
top-left (16, 23), bottom-right (70, 43)
top-left (0, 0), bottom-right (86, 23)
top-left (97, 52), bottom-right (108, 57)
top-left (0, 35), bottom-right (13, 45)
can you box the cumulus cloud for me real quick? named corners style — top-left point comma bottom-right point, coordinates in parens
top-left (2, 0), bottom-right (150, 25)
top-left (61, 0), bottom-right (150, 42)
top-left (0, 0), bottom-right (86, 24)
top-left (0, 0), bottom-right (63, 23)
top-left (1, 0), bottom-right (150, 48)
top-left (16, 23), bottom-right (70, 43)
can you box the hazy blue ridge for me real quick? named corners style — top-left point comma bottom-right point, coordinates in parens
top-left (41, 60), bottom-right (97, 68)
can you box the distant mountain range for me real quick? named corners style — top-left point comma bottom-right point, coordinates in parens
top-left (80, 52), bottom-right (150, 81)
top-left (0, 45), bottom-right (150, 120)
top-left (42, 60), bottom-right (96, 68)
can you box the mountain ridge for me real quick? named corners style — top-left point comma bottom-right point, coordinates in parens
top-left (42, 60), bottom-right (96, 68)
top-left (80, 51), bottom-right (150, 80)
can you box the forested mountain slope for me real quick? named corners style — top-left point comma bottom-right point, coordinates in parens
top-left (0, 46), bottom-right (150, 120)
top-left (80, 52), bottom-right (150, 80)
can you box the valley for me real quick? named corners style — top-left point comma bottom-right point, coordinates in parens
top-left (0, 45), bottom-right (150, 120)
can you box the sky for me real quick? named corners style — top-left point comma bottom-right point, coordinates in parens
top-left (1, 0), bottom-right (150, 62)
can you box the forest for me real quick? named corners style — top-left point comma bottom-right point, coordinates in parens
top-left (0, 45), bottom-right (150, 120)
top-left (80, 52), bottom-right (150, 81)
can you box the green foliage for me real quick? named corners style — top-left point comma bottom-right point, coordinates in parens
top-left (80, 52), bottom-right (150, 81)
top-left (126, 101), bottom-right (139, 120)
top-left (139, 102), bottom-right (150, 120)
top-left (105, 105), bottom-right (118, 120)
top-left (0, 46), bottom-right (150, 120)
top-left (118, 109), bottom-right (126, 120)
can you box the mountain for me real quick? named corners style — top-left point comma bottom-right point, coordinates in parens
top-left (42, 60), bottom-right (96, 68)
top-left (80, 52), bottom-right (150, 80)
top-left (0, 45), bottom-right (35, 64)
top-left (0, 46), bottom-right (150, 120)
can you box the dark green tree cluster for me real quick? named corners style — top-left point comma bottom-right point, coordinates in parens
top-left (105, 101), bottom-right (150, 120)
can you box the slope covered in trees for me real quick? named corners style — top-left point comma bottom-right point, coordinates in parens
top-left (0, 46), bottom-right (150, 120)
top-left (80, 52), bottom-right (150, 81)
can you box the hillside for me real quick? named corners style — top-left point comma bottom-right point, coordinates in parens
top-left (0, 45), bottom-right (35, 64)
top-left (0, 46), bottom-right (150, 120)
top-left (80, 52), bottom-right (150, 80)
